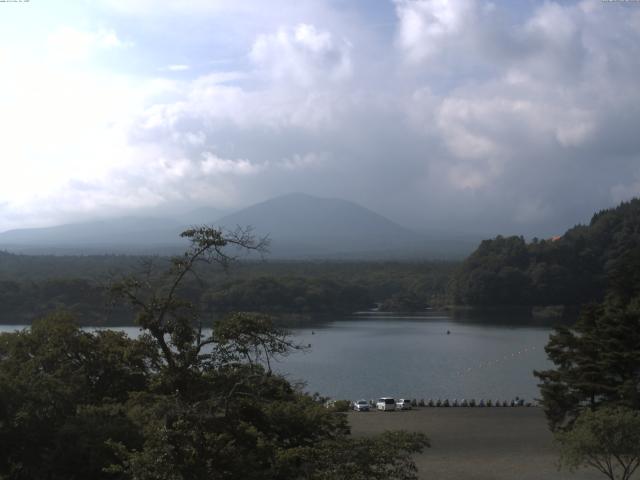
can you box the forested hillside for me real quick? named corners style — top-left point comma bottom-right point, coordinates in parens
top-left (451, 199), bottom-right (640, 307)
top-left (0, 253), bottom-right (455, 324)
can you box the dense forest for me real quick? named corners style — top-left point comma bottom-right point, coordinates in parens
top-left (450, 199), bottom-right (640, 307)
top-left (0, 228), bottom-right (429, 479)
top-left (6, 198), bottom-right (640, 324)
top-left (0, 252), bottom-right (455, 325)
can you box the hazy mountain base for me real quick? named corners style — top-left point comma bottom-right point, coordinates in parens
top-left (0, 193), bottom-right (480, 259)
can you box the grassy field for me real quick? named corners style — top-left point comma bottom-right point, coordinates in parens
top-left (348, 407), bottom-right (607, 480)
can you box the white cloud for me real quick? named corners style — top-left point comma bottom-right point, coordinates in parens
top-left (167, 64), bottom-right (190, 71)
top-left (47, 26), bottom-right (128, 63)
top-left (525, 2), bottom-right (577, 47)
top-left (201, 153), bottom-right (261, 175)
top-left (98, 0), bottom-right (254, 15)
top-left (395, 0), bottom-right (473, 63)
top-left (134, 67), bottom-right (352, 135)
top-left (250, 23), bottom-right (352, 86)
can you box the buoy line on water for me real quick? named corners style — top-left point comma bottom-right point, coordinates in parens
top-left (453, 345), bottom-right (538, 377)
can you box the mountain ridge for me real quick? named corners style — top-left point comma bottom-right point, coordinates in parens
top-left (0, 193), bottom-right (475, 258)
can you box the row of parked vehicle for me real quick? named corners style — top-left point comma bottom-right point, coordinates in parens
top-left (352, 397), bottom-right (532, 411)
top-left (352, 397), bottom-right (412, 412)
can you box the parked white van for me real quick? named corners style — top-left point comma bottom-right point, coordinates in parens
top-left (376, 397), bottom-right (396, 411)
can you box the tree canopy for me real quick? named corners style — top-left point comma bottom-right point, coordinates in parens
top-left (0, 251), bottom-right (455, 326)
top-left (451, 199), bottom-right (640, 307)
top-left (557, 406), bottom-right (640, 480)
top-left (534, 245), bottom-right (640, 431)
top-left (0, 226), bottom-right (430, 479)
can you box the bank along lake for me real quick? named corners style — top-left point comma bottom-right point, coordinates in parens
top-left (0, 311), bottom-right (554, 402)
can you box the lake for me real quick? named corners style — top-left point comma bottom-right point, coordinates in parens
top-left (0, 311), bottom-right (555, 403)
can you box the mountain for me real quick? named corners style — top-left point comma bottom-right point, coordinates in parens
top-left (0, 217), bottom-right (188, 255)
top-left (214, 193), bottom-right (459, 259)
top-left (0, 194), bottom-right (476, 258)
top-left (179, 206), bottom-right (226, 225)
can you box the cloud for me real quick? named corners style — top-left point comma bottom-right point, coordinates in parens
top-left (97, 0), bottom-right (256, 15)
top-left (201, 153), bottom-right (260, 175)
top-left (250, 23), bottom-right (352, 86)
top-left (393, 1), bottom-right (639, 210)
top-left (47, 26), bottom-right (129, 62)
top-left (167, 64), bottom-right (190, 71)
top-left (3, 1), bottom-right (640, 239)
top-left (395, 0), bottom-right (473, 63)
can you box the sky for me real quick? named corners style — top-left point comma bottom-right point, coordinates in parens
top-left (1, 0), bottom-right (640, 237)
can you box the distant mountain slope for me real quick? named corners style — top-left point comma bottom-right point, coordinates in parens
top-left (0, 194), bottom-right (476, 258)
top-left (214, 193), bottom-right (427, 258)
top-left (0, 217), bottom-right (188, 254)
top-left (450, 198), bottom-right (640, 307)
top-left (180, 206), bottom-right (225, 225)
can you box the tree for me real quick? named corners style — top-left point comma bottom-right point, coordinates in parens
top-left (557, 406), bottom-right (640, 480)
top-left (534, 298), bottom-right (640, 431)
top-left (105, 225), bottom-right (430, 479)
top-left (1, 225), bottom-right (430, 479)
top-left (279, 431), bottom-right (430, 480)
top-left (109, 226), bottom-right (270, 379)
top-left (0, 312), bottom-right (151, 479)
top-left (534, 256), bottom-right (640, 431)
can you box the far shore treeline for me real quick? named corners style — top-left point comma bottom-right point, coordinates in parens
top-left (2, 198), bottom-right (640, 325)
top-left (450, 198), bottom-right (640, 308)
top-left (0, 256), bottom-right (455, 325)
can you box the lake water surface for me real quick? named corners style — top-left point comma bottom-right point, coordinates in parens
top-left (0, 311), bottom-right (555, 403)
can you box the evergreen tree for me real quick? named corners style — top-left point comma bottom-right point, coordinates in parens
top-left (451, 199), bottom-right (640, 308)
top-left (534, 249), bottom-right (640, 431)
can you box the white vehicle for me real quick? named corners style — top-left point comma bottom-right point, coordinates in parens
top-left (376, 397), bottom-right (396, 411)
top-left (396, 399), bottom-right (412, 410)
top-left (353, 399), bottom-right (370, 411)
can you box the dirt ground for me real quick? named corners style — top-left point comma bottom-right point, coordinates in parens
top-left (347, 407), bottom-right (609, 480)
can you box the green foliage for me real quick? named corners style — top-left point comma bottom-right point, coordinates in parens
top-left (451, 199), bottom-right (640, 306)
top-left (213, 312), bottom-right (302, 373)
top-left (205, 276), bottom-right (373, 315)
top-left (0, 278), bottom-right (113, 325)
top-left (278, 430), bottom-right (429, 480)
top-left (0, 253), bottom-right (456, 325)
top-left (327, 400), bottom-right (352, 412)
top-left (0, 227), bottom-right (431, 479)
top-left (534, 297), bottom-right (640, 431)
top-left (379, 291), bottom-right (427, 312)
top-left (556, 406), bottom-right (640, 480)
top-left (0, 312), bottom-right (151, 479)
top-left (535, 246), bottom-right (640, 431)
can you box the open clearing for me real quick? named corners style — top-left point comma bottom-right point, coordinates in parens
top-left (348, 407), bottom-right (608, 480)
